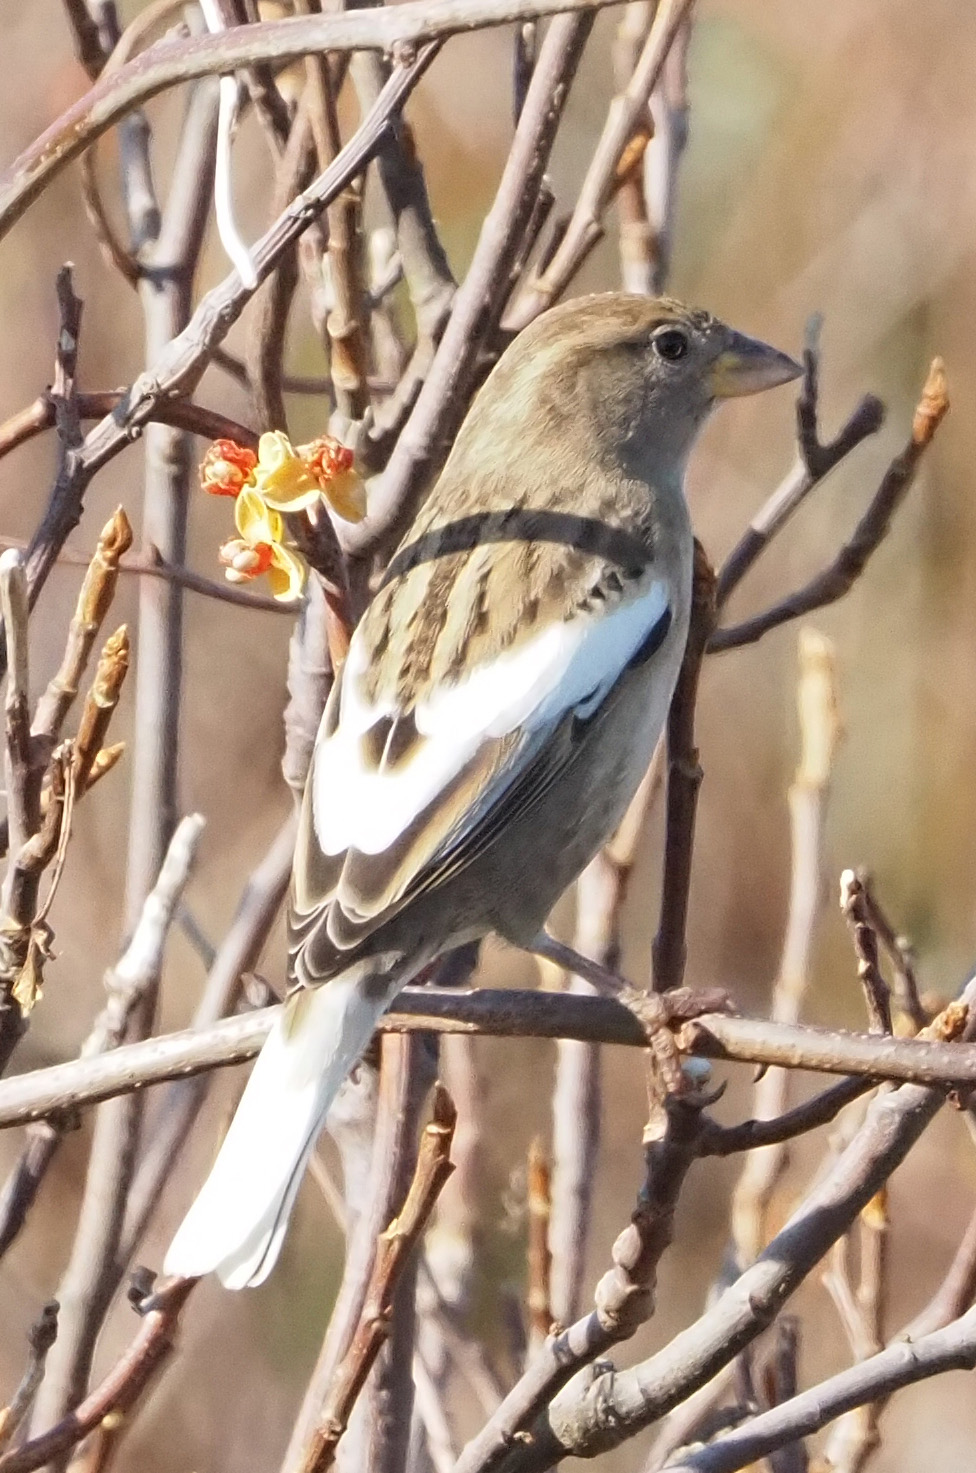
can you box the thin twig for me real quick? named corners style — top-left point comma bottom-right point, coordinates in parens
top-left (30, 816), bottom-right (204, 1441)
top-left (715, 319), bottom-right (886, 611)
top-left (454, 1084), bottom-right (710, 1473)
top-left (0, 390), bottom-right (258, 463)
top-left (526, 1139), bottom-right (553, 1351)
top-left (71, 626), bottom-right (130, 792)
top-left (711, 359), bottom-right (949, 652)
top-left (346, 10), bottom-right (594, 556)
top-left (549, 751), bottom-right (664, 1323)
top-left (652, 541), bottom-right (716, 993)
top-left (0, 1280), bottom-right (195, 1473)
top-left (819, 1187), bottom-right (889, 1473)
top-left (900, 1201), bottom-right (976, 1340)
top-left (0, 551), bottom-right (36, 862)
top-left (852, 870), bottom-right (926, 1032)
top-left (0, 1303), bottom-right (59, 1453)
top-left (246, 94), bottom-right (316, 434)
top-left (283, 1029), bottom-right (437, 1473)
top-left (0, 538), bottom-right (288, 616)
top-left (31, 508), bottom-right (133, 749)
top-left (296, 1084), bottom-right (457, 1473)
top-left (731, 629), bottom-right (841, 1263)
top-left (699, 1077), bottom-right (873, 1158)
top-left (506, 0), bottom-right (695, 327)
top-left (840, 870), bottom-right (893, 1036)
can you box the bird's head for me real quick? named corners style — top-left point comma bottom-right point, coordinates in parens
top-left (516, 293), bottom-right (802, 479)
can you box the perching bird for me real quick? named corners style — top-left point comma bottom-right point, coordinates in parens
top-left (165, 294), bottom-right (800, 1288)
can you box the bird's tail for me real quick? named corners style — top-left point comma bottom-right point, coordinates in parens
top-left (164, 968), bottom-right (391, 1289)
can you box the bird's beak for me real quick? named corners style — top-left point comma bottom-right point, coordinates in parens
top-left (708, 331), bottom-right (802, 399)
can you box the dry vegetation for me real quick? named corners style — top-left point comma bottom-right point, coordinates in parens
top-left (0, 2), bottom-right (973, 1471)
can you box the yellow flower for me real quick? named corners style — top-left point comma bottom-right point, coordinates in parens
top-left (251, 430), bottom-right (366, 522)
top-left (252, 431), bottom-right (323, 512)
top-left (299, 437), bottom-right (367, 523)
top-left (219, 488), bottom-right (307, 603)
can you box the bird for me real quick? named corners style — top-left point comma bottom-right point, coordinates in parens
top-left (164, 293), bottom-right (800, 1288)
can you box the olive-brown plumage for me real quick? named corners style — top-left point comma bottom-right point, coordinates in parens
top-left (165, 293), bottom-right (800, 1288)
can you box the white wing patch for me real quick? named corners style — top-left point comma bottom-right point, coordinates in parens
top-left (312, 579), bottom-right (669, 857)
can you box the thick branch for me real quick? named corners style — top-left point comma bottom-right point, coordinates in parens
top-left (661, 1304), bottom-right (976, 1473)
top-left (0, 0), bottom-right (631, 241)
top-left (4, 988), bottom-right (976, 1131)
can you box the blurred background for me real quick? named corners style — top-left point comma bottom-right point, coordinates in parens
top-left (1, 1), bottom-right (975, 1467)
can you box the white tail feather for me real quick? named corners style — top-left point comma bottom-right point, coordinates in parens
top-left (164, 971), bottom-right (389, 1289)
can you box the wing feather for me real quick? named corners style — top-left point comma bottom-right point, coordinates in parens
top-left (290, 577), bottom-right (671, 981)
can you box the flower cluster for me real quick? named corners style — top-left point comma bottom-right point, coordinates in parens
top-left (200, 431), bottom-right (365, 602)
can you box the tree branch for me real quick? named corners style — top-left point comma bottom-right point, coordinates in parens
top-left (4, 986), bottom-right (976, 1132)
top-left (710, 359), bottom-right (949, 653)
top-left (0, 0), bottom-right (633, 242)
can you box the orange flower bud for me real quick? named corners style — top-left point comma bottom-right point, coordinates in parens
top-left (301, 436), bottom-right (355, 485)
top-left (200, 439), bottom-right (257, 497)
top-left (299, 436), bottom-right (366, 523)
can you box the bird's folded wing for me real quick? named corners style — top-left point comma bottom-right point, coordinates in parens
top-left (289, 570), bottom-right (670, 982)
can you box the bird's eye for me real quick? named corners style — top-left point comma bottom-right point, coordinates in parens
top-left (652, 328), bottom-right (689, 363)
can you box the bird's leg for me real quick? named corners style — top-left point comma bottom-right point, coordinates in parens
top-left (527, 931), bottom-right (735, 1112)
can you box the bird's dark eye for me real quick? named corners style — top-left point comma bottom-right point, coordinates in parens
top-left (653, 328), bottom-right (689, 362)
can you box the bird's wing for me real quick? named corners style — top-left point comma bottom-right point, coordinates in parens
top-left (289, 545), bottom-right (670, 984)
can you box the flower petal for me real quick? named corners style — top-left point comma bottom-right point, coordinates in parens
top-left (266, 542), bottom-right (308, 603)
top-left (254, 430), bottom-right (320, 511)
top-left (322, 468), bottom-right (367, 523)
top-left (235, 487), bottom-right (284, 546)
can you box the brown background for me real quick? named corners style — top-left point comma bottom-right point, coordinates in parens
top-left (1, 1), bottom-right (974, 1467)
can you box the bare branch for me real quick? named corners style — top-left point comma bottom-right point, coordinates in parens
top-left (0, 390), bottom-right (258, 464)
top-left (840, 870), bottom-right (893, 1036)
top-left (715, 319), bottom-right (886, 611)
top-left (0, 1279), bottom-right (195, 1473)
top-left (711, 359), bottom-right (949, 652)
top-left (526, 1138), bottom-right (553, 1349)
top-left (699, 1077), bottom-right (873, 1158)
top-left (852, 870), bottom-right (926, 1032)
top-left (5, 46), bottom-right (438, 666)
top-left (495, 990), bottom-right (975, 1470)
top-left (118, 814), bottom-right (295, 1266)
top-left (0, 0), bottom-right (634, 242)
top-left (506, 0), bottom-right (695, 327)
top-left (660, 1303), bottom-right (976, 1473)
top-left (454, 1085), bottom-right (709, 1473)
top-left (347, 11), bottom-right (594, 555)
top-left (900, 1201), bottom-right (976, 1340)
top-left (652, 541), bottom-right (716, 992)
top-left (296, 1083), bottom-right (457, 1473)
top-left (731, 629), bottom-right (841, 1263)
top-left (549, 750), bottom-right (664, 1324)
top-left (31, 815), bottom-right (204, 1439)
top-left (7, 985), bottom-right (976, 1133)
top-left (31, 508), bottom-right (133, 748)
top-left (0, 1303), bottom-right (59, 1453)
top-left (0, 551), bottom-right (36, 861)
